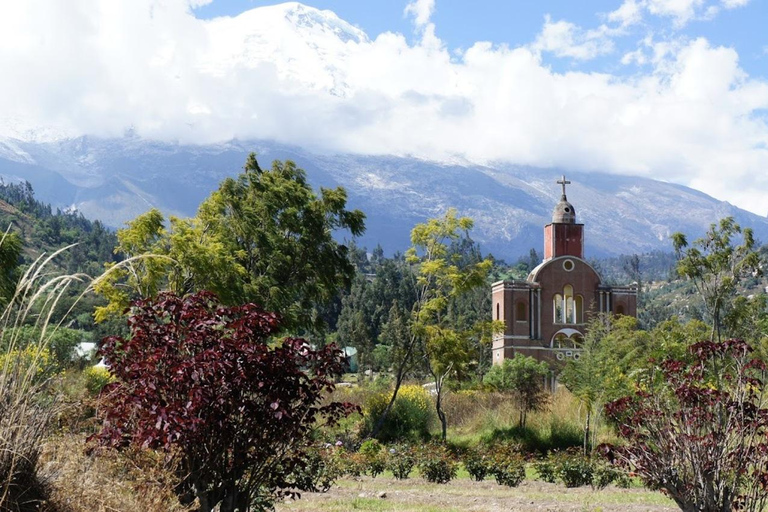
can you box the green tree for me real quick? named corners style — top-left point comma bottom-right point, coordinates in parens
top-left (671, 217), bottom-right (762, 341)
top-left (95, 154), bottom-right (365, 334)
top-left (371, 210), bottom-right (496, 441)
top-left (560, 314), bottom-right (649, 453)
top-left (483, 354), bottom-right (549, 428)
top-left (407, 210), bottom-right (495, 441)
top-left (0, 230), bottom-right (21, 306)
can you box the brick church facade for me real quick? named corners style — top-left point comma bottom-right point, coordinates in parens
top-left (491, 177), bottom-right (637, 377)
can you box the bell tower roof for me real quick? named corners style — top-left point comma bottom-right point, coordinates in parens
top-left (552, 175), bottom-right (575, 224)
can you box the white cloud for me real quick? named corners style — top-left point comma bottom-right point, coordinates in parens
top-left (531, 16), bottom-right (615, 61)
top-left (608, 0), bottom-right (750, 28)
top-left (721, 0), bottom-right (750, 8)
top-left (1, 1), bottom-right (768, 216)
top-left (607, 0), bottom-right (643, 27)
top-left (404, 0), bottom-right (435, 28)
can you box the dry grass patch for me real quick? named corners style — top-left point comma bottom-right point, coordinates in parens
top-left (40, 433), bottom-right (190, 512)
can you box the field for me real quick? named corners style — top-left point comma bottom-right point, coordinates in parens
top-left (276, 475), bottom-right (677, 512)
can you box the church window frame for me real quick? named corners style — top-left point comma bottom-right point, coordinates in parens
top-left (553, 294), bottom-right (563, 324)
top-left (563, 259), bottom-right (575, 272)
top-left (516, 301), bottom-right (527, 323)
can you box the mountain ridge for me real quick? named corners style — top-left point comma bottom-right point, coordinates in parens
top-left (0, 135), bottom-right (765, 261)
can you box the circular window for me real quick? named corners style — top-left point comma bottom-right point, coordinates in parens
top-left (564, 207), bottom-right (570, 213)
top-left (563, 259), bottom-right (575, 271)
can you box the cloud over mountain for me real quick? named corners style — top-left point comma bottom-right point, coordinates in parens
top-left (1, 1), bottom-right (767, 215)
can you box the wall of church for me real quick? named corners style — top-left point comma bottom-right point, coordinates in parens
top-left (544, 223), bottom-right (584, 260)
top-left (533, 257), bottom-right (601, 346)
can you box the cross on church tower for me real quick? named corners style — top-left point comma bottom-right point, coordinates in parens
top-left (557, 175), bottom-right (571, 199)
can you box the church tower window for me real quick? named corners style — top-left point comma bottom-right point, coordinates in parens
top-left (516, 301), bottom-right (527, 322)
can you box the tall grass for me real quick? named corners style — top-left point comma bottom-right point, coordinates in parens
top-left (0, 237), bottom-right (114, 510)
top-left (444, 389), bottom-right (594, 453)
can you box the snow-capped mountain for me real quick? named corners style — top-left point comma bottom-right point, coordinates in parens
top-left (1, 3), bottom-right (766, 258)
top-left (0, 135), bottom-right (765, 260)
top-left (200, 2), bottom-right (367, 97)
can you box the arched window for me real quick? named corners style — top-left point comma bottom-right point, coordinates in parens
top-left (564, 285), bottom-right (574, 323)
top-left (575, 295), bottom-right (583, 324)
top-left (516, 301), bottom-right (527, 322)
top-left (616, 304), bottom-right (625, 316)
top-left (553, 294), bottom-right (563, 323)
top-left (552, 331), bottom-right (585, 349)
top-left (496, 303), bottom-right (500, 320)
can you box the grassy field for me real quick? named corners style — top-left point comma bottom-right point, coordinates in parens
top-left (276, 475), bottom-right (677, 512)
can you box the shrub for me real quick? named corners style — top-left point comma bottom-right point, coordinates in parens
top-left (93, 292), bottom-right (356, 512)
top-left (358, 439), bottom-right (386, 478)
top-left (417, 444), bottom-right (457, 484)
top-left (83, 365), bottom-right (114, 396)
top-left (462, 448), bottom-right (491, 481)
top-left (546, 418), bottom-right (583, 452)
top-left (363, 384), bottom-right (433, 442)
top-left (288, 446), bottom-right (344, 493)
top-left (604, 339), bottom-right (768, 511)
top-left (591, 462), bottom-right (629, 490)
top-left (533, 457), bottom-right (557, 484)
top-left (358, 439), bottom-right (382, 459)
top-left (386, 445), bottom-right (415, 480)
top-left (556, 450), bottom-right (593, 488)
top-left (337, 450), bottom-right (365, 477)
top-left (488, 444), bottom-right (526, 487)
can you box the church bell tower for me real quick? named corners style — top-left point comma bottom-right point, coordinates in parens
top-left (543, 176), bottom-right (584, 260)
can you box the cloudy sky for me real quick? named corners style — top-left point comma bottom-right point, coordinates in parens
top-left (1, 0), bottom-right (767, 215)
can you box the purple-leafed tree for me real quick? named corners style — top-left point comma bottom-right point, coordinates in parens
top-left (603, 339), bottom-right (768, 512)
top-left (92, 291), bottom-right (354, 512)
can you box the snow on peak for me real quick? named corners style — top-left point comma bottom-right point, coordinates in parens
top-left (199, 2), bottom-right (367, 96)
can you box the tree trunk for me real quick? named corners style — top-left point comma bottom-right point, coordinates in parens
top-left (583, 408), bottom-right (591, 455)
top-left (436, 378), bottom-right (447, 442)
top-left (371, 333), bottom-right (419, 438)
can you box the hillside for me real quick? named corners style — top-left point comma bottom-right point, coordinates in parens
top-left (1, 136), bottom-right (766, 260)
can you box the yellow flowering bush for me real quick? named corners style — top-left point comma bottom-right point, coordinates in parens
top-left (0, 345), bottom-right (53, 380)
top-left (363, 384), bottom-right (434, 442)
top-left (83, 366), bottom-right (114, 396)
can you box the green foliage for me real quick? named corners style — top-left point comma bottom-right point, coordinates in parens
top-left (533, 457), bottom-right (558, 483)
top-left (95, 155), bottom-right (365, 334)
top-left (487, 444), bottom-right (526, 487)
top-left (556, 450), bottom-right (594, 487)
top-left (592, 462), bottom-right (630, 490)
top-left (358, 439), bottom-right (386, 478)
top-left (480, 417), bottom-right (583, 454)
top-left (386, 445), bottom-right (415, 479)
top-left (672, 216), bottom-right (762, 340)
top-left (0, 230), bottom-right (21, 306)
top-left (461, 447), bottom-right (491, 481)
top-left (363, 384), bottom-right (433, 443)
top-left (483, 354), bottom-right (549, 427)
top-left (358, 439), bottom-right (383, 459)
top-left (416, 444), bottom-right (457, 484)
top-left (1, 326), bottom-right (89, 370)
top-left (406, 209), bottom-right (498, 440)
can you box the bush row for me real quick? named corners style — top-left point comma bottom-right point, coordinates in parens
top-left (309, 440), bottom-right (630, 489)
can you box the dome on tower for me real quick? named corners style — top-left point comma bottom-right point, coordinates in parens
top-left (552, 196), bottom-right (576, 223)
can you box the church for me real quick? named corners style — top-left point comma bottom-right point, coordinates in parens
top-left (491, 177), bottom-right (637, 377)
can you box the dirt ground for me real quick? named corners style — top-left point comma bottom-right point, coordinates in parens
top-left (276, 475), bottom-right (679, 512)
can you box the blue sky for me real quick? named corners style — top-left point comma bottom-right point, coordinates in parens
top-left (1, 0), bottom-right (767, 214)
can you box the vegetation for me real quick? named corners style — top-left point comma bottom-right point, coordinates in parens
top-left (483, 354), bottom-right (549, 428)
top-left (672, 217), bottom-right (761, 341)
top-left (604, 339), bottom-right (768, 512)
top-left (93, 291), bottom-right (354, 512)
top-left (2, 153), bottom-right (768, 512)
top-left (95, 154), bottom-right (365, 334)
